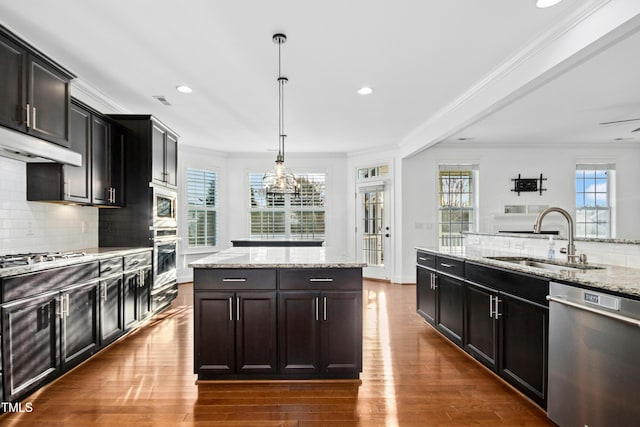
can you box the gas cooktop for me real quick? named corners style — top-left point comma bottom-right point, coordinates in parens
top-left (0, 252), bottom-right (87, 269)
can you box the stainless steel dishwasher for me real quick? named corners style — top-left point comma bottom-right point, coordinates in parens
top-left (547, 282), bottom-right (640, 427)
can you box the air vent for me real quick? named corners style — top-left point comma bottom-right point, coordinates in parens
top-left (153, 95), bottom-right (172, 106)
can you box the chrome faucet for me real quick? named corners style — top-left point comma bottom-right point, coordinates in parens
top-left (533, 207), bottom-right (579, 263)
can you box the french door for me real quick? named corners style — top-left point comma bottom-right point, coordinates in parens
top-left (356, 185), bottom-right (390, 280)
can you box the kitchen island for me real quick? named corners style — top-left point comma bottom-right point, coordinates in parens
top-left (189, 247), bottom-right (365, 381)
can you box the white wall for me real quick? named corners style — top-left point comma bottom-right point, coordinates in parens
top-left (176, 147), bottom-right (350, 283)
top-left (0, 157), bottom-right (98, 254)
top-left (401, 141), bottom-right (640, 283)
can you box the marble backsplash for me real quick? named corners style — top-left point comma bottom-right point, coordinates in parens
top-left (464, 232), bottom-right (640, 269)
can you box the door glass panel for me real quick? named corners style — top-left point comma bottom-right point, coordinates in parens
top-left (362, 190), bottom-right (384, 266)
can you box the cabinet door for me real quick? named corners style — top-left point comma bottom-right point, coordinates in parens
top-left (61, 283), bottom-right (100, 370)
top-left (123, 271), bottom-right (138, 330)
top-left (194, 292), bottom-right (235, 375)
top-left (416, 266), bottom-right (436, 324)
top-left (278, 292), bottom-right (320, 374)
top-left (236, 292), bottom-right (277, 374)
top-left (66, 102), bottom-right (91, 203)
top-left (91, 115), bottom-right (110, 205)
top-left (28, 56), bottom-right (70, 146)
top-left (320, 292), bottom-right (362, 376)
top-left (151, 124), bottom-right (166, 184)
top-left (100, 275), bottom-right (124, 346)
top-left (499, 294), bottom-right (548, 407)
top-left (138, 267), bottom-right (152, 320)
top-left (1, 293), bottom-right (59, 402)
top-left (165, 131), bottom-right (178, 186)
top-left (109, 124), bottom-right (125, 206)
top-left (436, 273), bottom-right (464, 346)
top-left (465, 283), bottom-right (497, 371)
top-left (0, 35), bottom-right (27, 131)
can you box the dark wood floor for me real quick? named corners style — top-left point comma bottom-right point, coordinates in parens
top-left (0, 280), bottom-right (552, 426)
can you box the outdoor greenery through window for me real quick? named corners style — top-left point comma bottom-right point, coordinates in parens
top-left (438, 165), bottom-right (477, 253)
top-left (187, 169), bottom-right (218, 247)
top-left (249, 172), bottom-right (326, 239)
top-left (575, 164), bottom-right (614, 238)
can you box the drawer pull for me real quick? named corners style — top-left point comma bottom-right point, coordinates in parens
top-left (309, 278), bottom-right (334, 282)
top-left (103, 266), bottom-right (112, 272)
top-left (439, 263), bottom-right (454, 268)
top-left (222, 278), bottom-right (247, 282)
top-left (418, 256), bottom-right (430, 261)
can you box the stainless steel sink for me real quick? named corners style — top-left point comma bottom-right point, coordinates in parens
top-left (484, 256), bottom-right (605, 271)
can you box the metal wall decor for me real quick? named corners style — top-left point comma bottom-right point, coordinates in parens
top-left (511, 173), bottom-right (547, 196)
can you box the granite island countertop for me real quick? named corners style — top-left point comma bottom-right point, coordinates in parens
top-left (189, 246), bottom-right (365, 269)
top-left (0, 247), bottom-right (151, 278)
top-left (415, 246), bottom-right (640, 299)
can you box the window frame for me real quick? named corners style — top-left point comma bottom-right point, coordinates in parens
top-left (437, 165), bottom-right (478, 253)
top-left (575, 163), bottom-right (615, 239)
top-left (248, 171), bottom-right (327, 240)
top-left (185, 167), bottom-right (219, 250)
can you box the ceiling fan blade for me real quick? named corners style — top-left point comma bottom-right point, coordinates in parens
top-left (599, 118), bottom-right (640, 125)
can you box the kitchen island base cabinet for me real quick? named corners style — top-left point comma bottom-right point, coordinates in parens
top-left (194, 292), bottom-right (277, 377)
top-left (192, 262), bottom-right (363, 381)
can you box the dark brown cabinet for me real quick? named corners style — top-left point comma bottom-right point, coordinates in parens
top-left (152, 123), bottom-right (178, 187)
top-left (416, 253), bottom-right (437, 324)
top-left (108, 115), bottom-right (178, 190)
top-left (26, 99), bottom-right (124, 207)
top-left (99, 257), bottom-right (124, 346)
top-left (60, 281), bottom-right (100, 371)
top-left (416, 251), bottom-right (464, 347)
top-left (1, 292), bottom-right (59, 402)
top-left (194, 291), bottom-right (277, 376)
top-left (123, 264), bottom-right (151, 331)
top-left (193, 267), bottom-right (363, 380)
top-left (464, 262), bottom-right (549, 408)
top-left (278, 268), bottom-right (363, 379)
top-left (0, 26), bottom-right (73, 147)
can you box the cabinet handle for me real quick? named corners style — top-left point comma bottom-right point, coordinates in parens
top-left (309, 278), bottom-right (334, 282)
top-left (315, 297), bottom-right (319, 321)
top-left (112, 188), bottom-right (116, 203)
top-left (439, 263), bottom-right (454, 268)
top-left (102, 283), bottom-right (108, 301)
top-left (418, 257), bottom-right (428, 261)
top-left (25, 104), bottom-right (30, 127)
top-left (64, 179), bottom-right (70, 197)
top-left (223, 278), bottom-right (247, 282)
top-left (493, 297), bottom-right (502, 319)
top-left (323, 296), bottom-right (327, 321)
top-left (431, 273), bottom-right (437, 290)
top-left (236, 297), bottom-right (240, 321)
top-left (489, 296), bottom-right (494, 318)
top-left (32, 107), bottom-right (37, 129)
top-left (66, 294), bottom-right (70, 318)
top-left (57, 295), bottom-right (63, 318)
top-left (229, 297), bottom-right (233, 321)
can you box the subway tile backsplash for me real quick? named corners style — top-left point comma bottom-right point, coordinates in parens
top-left (0, 157), bottom-right (98, 254)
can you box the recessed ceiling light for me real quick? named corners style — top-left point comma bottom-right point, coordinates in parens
top-left (176, 85), bottom-right (193, 93)
top-left (357, 87), bottom-right (373, 95)
top-left (536, 0), bottom-right (563, 8)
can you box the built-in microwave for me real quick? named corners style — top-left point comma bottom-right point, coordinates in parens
top-left (153, 186), bottom-right (177, 228)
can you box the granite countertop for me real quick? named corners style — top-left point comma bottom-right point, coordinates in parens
top-left (0, 247), bottom-right (151, 278)
top-left (189, 247), bottom-right (365, 269)
top-left (415, 246), bottom-right (640, 299)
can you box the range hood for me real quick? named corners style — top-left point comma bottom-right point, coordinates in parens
top-left (0, 126), bottom-right (82, 166)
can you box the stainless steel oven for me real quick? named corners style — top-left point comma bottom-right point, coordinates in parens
top-left (153, 186), bottom-right (177, 228)
top-left (153, 227), bottom-right (177, 289)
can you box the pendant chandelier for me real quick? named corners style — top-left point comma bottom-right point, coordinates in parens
top-left (263, 33), bottom-right (299, 195)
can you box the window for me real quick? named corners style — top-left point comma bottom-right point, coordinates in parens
top-left (249, 172), bottom-right (326, 239)
top-left (575, 164), bottom-right (614, 238)
top-left (438, 165), bottom-right (477, 253)
top-left (187, 169), bottom-right (218, 247)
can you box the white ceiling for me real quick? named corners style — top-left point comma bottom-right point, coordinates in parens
top-left (1, 0), bottom-right (639, 155)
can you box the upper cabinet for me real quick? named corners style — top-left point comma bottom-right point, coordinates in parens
top-left (0, 25), bottom-right (74, 147)
top-left (109, 115), bottom-right (178, 189)
top-left (152, 122), bottom-right (178, 187)
top-left (27, 99), bottom-right (124, 207)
